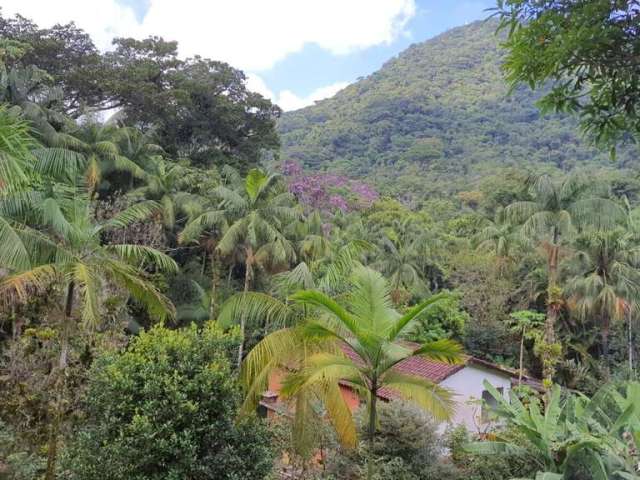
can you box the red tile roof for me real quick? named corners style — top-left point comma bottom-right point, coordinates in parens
top-left (339, 342), bottom-right (466, 400)
top-left (339, 341), bottom-right (535, 400)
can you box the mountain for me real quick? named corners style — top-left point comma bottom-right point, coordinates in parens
top-left (277, 20), bottom-right (636, 199)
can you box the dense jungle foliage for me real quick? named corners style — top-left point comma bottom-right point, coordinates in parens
top-left (2, 3), bottom-right (640, 480)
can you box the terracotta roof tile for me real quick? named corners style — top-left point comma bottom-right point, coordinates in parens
top-left (339, 342), bottom-right (466, 400)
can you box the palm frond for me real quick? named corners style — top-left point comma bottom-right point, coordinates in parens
top-left (104, 244), bottom-right (178, 273)
top-left (217, 292), bottom-right (292, 329)
top-left (100, 200), bottom-right (161, 231)
top-left (412, 338), bottom-right (464, 363)
top-left (31, 147), bottom-right (86, 181)
top-left (179, 209), bottom-right (227, 244)
top-left (104, 259), bottom-right (175, 321)
top-left (73, 262), bottom-right (101, 328)
top-left (291, 289), bottom-right (364, 339)
top-left (317, 378), bottom-right (358, 448)
top-left (348, 266), bottom-right (396, 331)
top-left (318, 239), bottom-right (372, 292)
top-left (245, 168), bottom-right (268, 202)
top-left (240, 327), bottom-right (303, 410)
top-left (381, 370), bottom-right (455, 421)
top-left (0, 216), bottom-right (32, 270)
top-left (217, 219), bottom-right (248, 256)
top-left (274, 262), bottom-right (315, 293)
top-left (214, 185), bottom-right (248, 211)
top-left (387, 292), bottom-right (450, 340)
top-left (0, 264), bottom-right (58, 301)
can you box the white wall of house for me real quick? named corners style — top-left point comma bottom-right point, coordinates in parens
top-left (439, 364), bottom-right (512, 433)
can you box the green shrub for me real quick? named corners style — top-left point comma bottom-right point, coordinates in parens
top-left (324, 401), bottom-right (459, 480)
top-left (445, 424), bottom-right (536, 480)
top-left (63, 322), bottom-right (274, 480)
top-left (0, 420), bottom-right (46, 480)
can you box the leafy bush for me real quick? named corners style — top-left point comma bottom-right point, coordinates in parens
top-left (323, 401), bottom-right (459, 480)
top-left (445, 424), bottom-right (535, 480)
top-left (0, 420), bottom-right (46, 480)
top-left (407, 290), bottom-right (468, 342)
top-left (63, 322), bottom-right (274, 480)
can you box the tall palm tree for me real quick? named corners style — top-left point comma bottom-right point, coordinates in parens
top-left (508, 310), bottom-right (545, 385)
top-left (564, 228), bottom-right (640, 366)
top-left (0, 107), bottom-right (85, 222)
top-left (0, 189), bottom-right (176, 480)
top-left (475, 208), bottom-right (523, 275)
top-left (373, 218), bottom-right (427, 303)
top-left (69, 123), bottom-right (147, 196)
top-left (218, 238), bottom-right (373, 332)
top-left (287, 210), bottom-right (332, 263)
top-left (132, 160), bottom-right (204, 229)
top-left (118, 127), bottom-right (165, 190)
top-left (239, 267), bottom-right (462, 480)
top-left (0, 106), bottom-right (33, 191)
top-left (506, 173), bottom-right (625, 382)
top-left (181, 168), bottom-right (299, 364)
top-left (0, 54), bottom-right (70, 145)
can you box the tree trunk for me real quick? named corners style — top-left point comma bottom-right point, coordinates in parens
top-left (543, 241), bottom-right (560, 385)
top-left (545, 242), bottom-right (559, 345)
top-left (367, 384), bottom-right (378, 480)
top-left (602, 313), bottom-right (611, 372)
top-left (518, 328), bottom-right (525, 386)
top-left (227, 264), bottom-right (233, 288)
top-left (209, 249), bottom-right (219, 320)
top-left (237, 247), bottom-right (253, 369)
top-left (628, 311), bottom-right (634, 378)
top-left (45, 281), bottom-right (74, 480)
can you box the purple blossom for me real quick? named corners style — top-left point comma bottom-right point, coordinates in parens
top-left (282, 161), bottom-right (378, 213)
top-left (328, 194), bottom-right (349, 212)
top-left (281, 160), bottom-right (303, 176)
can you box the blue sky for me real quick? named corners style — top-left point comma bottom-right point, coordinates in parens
top-left (255, 1), bottom-right (494, 100)
top-left (4, 0), bottom-right (495, 110)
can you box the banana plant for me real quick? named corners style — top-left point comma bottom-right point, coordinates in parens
top-left (466, 380), bottom-right (640, 479)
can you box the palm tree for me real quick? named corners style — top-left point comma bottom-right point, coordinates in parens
top-left (287, 210), bottom-right (332, 263)
top-left (0, 52), bottom-right (70, 145)
top-left (181, 168), bottom-right (299, 364)
top-left (508, 310), bottom-right (545, 385)
top-left (240, 267), bottom-right (462, 480)
top-left (0, 189), bottom-right (176, 480)
top-left (118, 127), bottom-right (165, 190)
top-left (506, 173), bottom-right (626, 382)
top-left (0, 106), bottom-right (34, 191)
top-left (373, 218), bottom-right (427, 303)
top-left (475, 209), bottom-right (523, 275)
top-left (0, 106), bottom-right (85, 211)
top-left (69, 123), bottom-right (147, 196)
top-left (564, 228), bottom-right (640, 366)
top-left (132, 160), bottom-right (204, 229)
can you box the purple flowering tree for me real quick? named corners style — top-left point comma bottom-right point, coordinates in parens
top-left (282, 161), bottom-right (378, 213)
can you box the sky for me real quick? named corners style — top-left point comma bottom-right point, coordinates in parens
top-left (1, 0), bottom-right (495, 110)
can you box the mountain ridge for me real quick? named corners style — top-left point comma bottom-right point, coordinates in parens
top-left (277, 20), bottom-right (636, 198)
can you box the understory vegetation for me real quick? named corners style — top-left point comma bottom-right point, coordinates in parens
top-left (1, 3), bottom-right (640, 480)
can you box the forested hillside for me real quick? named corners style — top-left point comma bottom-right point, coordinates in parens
top-left (3, 5), bottom-right (640, 480)
top-left (278, 20), bottom-right (636, 198)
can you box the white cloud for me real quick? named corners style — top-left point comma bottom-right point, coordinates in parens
top-left (277, 81), bottom-right (350, 111)
top-left (2, 1), bottom-right (409, 110)
top-left (246, 74), bottom-right (348, 110)
top-left (1, 0), bottom-right (139, 51)
top-left (245, 73), bottom-right (275, 100)
top-left (2, 0), bottom-right (416, 70)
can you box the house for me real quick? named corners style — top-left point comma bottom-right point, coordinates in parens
top-left (260, 343), bottom-right (541, 433)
